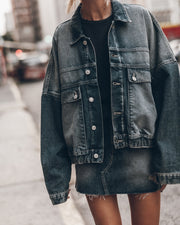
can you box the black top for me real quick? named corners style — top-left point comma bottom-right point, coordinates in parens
top-left (81, 14), bottom-right (113, 147)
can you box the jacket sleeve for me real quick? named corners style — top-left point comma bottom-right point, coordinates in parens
top-left (147, 11), bottom-right (180, 184)
top-left (40, 29), bottom-right (71, 205)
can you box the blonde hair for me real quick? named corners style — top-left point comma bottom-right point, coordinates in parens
top-left (66, 0), bottom-right (81, 14)
top-left (66, 0), bottom-right (110, 14)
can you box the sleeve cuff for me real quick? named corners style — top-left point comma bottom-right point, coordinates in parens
top-left (156, 172), bottom-right (180, 185)
top-left (49, 188), bottom-right (70, 205)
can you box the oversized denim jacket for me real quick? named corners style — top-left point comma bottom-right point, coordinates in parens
top-left (41, 0), bottom-right (180, 205)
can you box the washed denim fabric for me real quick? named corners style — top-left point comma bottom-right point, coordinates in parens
top-left (41, 0), bottom-right (180, 205)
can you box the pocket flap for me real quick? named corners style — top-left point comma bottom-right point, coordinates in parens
top-left (128, 69), bottom-right (151, 83)
top-left (61, 86), bottom-right (81, 104)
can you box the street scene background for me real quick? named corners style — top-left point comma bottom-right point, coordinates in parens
top-left (0, 0), bottom-right (180, 225)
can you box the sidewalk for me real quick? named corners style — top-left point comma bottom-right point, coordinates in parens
top-left (0, 78), bottom-right (84, 225)
top-left (0, 78), bottom-right (179, 225)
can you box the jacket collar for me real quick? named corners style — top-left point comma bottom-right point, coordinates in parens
top-left (70, 0), bottom-right (132, 45)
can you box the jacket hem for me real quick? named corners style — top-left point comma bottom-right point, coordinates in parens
top-left (113, 135), bottom-right (155, 149)
top-left (49, 188), bottom-right (69, 205)
top-left (156, 172), bottom-right (180, 184)
top-left (70, 148), bottom-right (104, 164)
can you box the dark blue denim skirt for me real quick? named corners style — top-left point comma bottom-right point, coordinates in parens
top-left (75, 130), bottom-right (161, 196)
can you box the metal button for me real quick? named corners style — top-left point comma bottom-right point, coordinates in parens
top-left (73, 92), bottom-right (78, 99)
top-left (93, 153), bottom-right (99, 159)
top-left (85, 69), bottom-right (91, 75)
top-left (83, 40), bottom-right (87, 46)
top-left (92, 125), bottom-right (96, 130)
top-left (89, 97), bottom-right (94, 102)
top-left (132, 74), bottom-right (137, 81)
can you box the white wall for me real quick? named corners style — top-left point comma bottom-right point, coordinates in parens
top-left (170, 0), bottom-right (180, 24)
top-left (38, 0), bottom-right (57, 37)
top-left (149, 0), bottom-right (180, 24)
top-left (38, 0), bottom-right (71, 38)
top-left (122, 0), bottom-right (180, 24)
top-left (149, 0), bottom-right (170, 11)
top-left (120, 0), bottom-right (147, 7)
top-left (38, 0), bottom-right (180, 38)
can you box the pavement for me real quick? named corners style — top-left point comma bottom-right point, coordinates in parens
top-left (0, 78), bottom-right (179, 225)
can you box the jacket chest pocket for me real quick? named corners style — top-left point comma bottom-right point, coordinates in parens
top-left (127, 69), bottom-right (157, 138)
top-left (61, 86), bottom-right (87, 154)
top-left (109, 48), bottom-right (150, 67)
top-left (122, 50), bottom-right (150, 66)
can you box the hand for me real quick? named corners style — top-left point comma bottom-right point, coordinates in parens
top-left (160, 184), bottom-right (167, 192)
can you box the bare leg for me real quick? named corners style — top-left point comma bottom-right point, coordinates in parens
top-left (86, 194), bottom-right (122, 225)
top-left (128, 189), bottom-right (161, 225)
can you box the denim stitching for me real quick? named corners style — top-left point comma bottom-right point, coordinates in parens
top-left (100, 153), bottom-right (114, 194)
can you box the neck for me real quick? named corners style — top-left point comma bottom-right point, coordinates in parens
top-left (80, 0), bottom-right (112, 21)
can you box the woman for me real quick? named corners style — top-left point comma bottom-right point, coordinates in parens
top-left (40, 0), bottom-right (180, 225)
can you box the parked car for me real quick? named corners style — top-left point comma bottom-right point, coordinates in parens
top-left (14, 51), bottom-right (49, 81)
top-left (169, 39), bottom-right (180, 62)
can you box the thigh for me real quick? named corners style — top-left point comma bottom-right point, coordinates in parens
top-left (86, 194), bottom-right (122, 225)
top-left (128, 189), bottom-right (161, 225)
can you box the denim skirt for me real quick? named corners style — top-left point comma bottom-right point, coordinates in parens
top-left (75, 127), bottom-right (161, 196)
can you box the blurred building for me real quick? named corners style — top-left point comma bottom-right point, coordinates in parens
top-left (4, 12), bottom-right (16, 40)
top-left (5, 12), bottom-right (15, 34)
top-left (149, 0), bottom-right (180, 25)
top-left (37, 0), bottom-right (180, 40)
top-left (122, 0), bottom-right (180, 25)
top-left (121, 0), bottom-right (147, 6)
top-left (11, 0), bottom-right (42, 43)
top-left (38, 0), bottom-right (70, 38)
top-left (0, 47), bottom-right (7, 84)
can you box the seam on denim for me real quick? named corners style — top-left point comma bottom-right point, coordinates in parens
top-left (60, 63), bottom-right (96, 73)
top-left (41, 92), bottom-right (61, 99)
top-left (152, 59), bottom-right (177, 73)
top-left (43, 71), bottom-right (51, 94)
top-left (100, 153), bottom-right (114, 194)
top-left (61, 79), bottom-right (97, 91)
top-left (109, 47), bottom-right (149, 52)
top-left (128, 133), bottom-right (154, 138)
top-left (128, 145), bottom-right (154, 149)
top-left (78, 95), bottom-right (88, 150)
top-left (111, 63), bottom-right (150, 69)
top-left (70, 35), bottom-right (85, 46)
top-left (101, 173), bottom-right (109, 195)
top-left (150, 13), bottom-right (176, 61)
